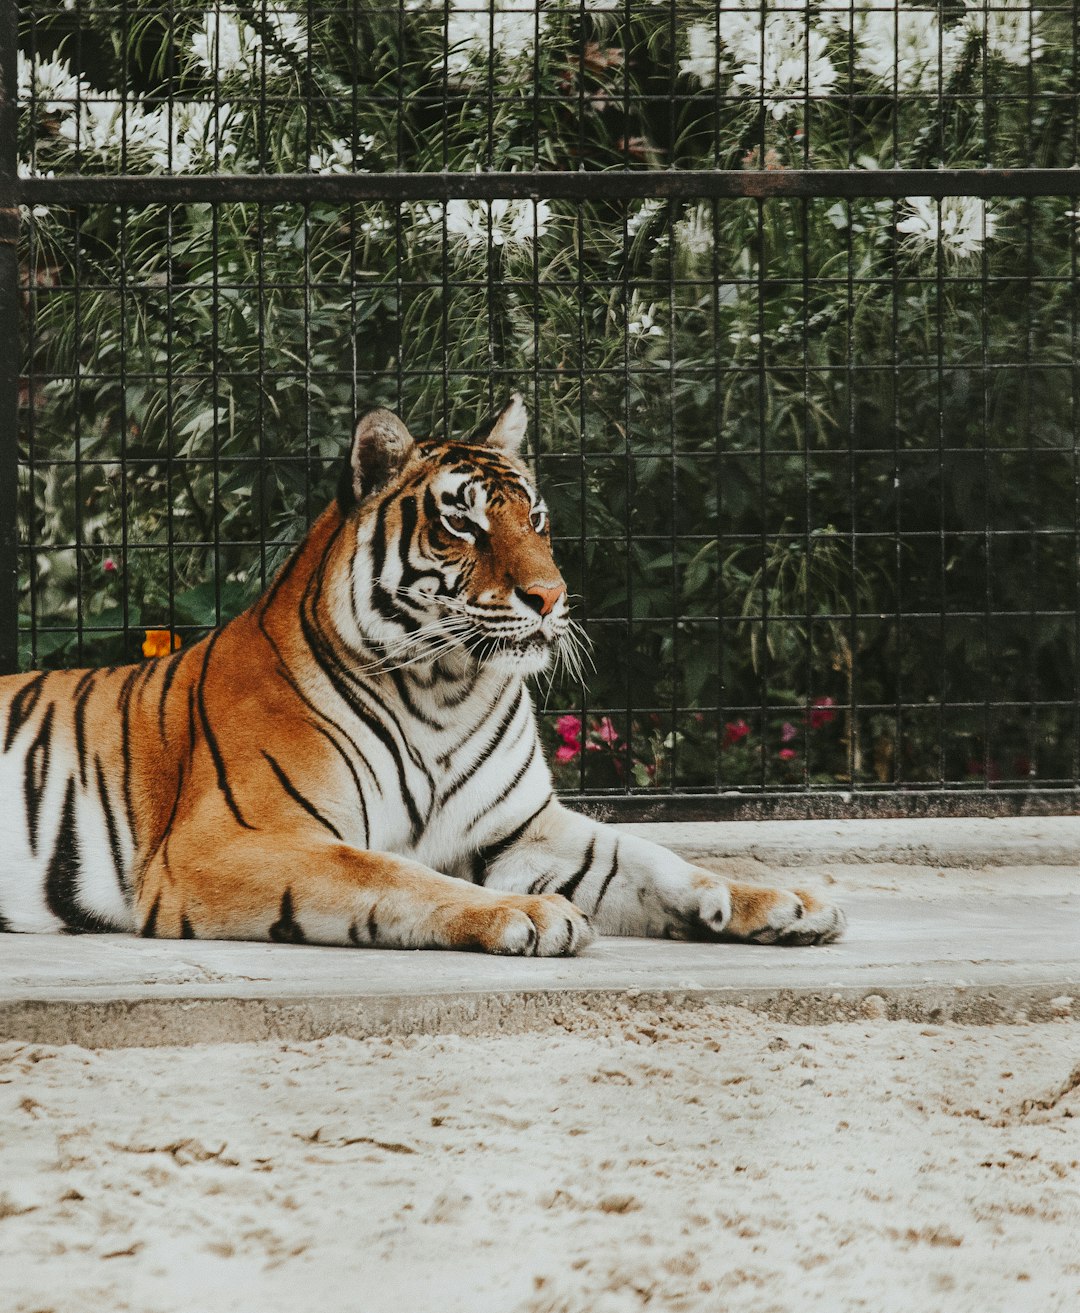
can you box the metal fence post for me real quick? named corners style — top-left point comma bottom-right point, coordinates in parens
top-left (0, 0), bottom-right (19, 675)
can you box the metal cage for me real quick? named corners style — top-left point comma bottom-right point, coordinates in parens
top-left (3, 1), bottom-right (1080, 819)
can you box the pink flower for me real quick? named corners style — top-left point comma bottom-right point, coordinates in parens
top-left (781, 721), bottom-right (797, 743)
top-left (555, 742), bottom-right (581, 764)
top-left (594, 716), bottom-right (619, 744)
top-left (808, 697), bottom-right (836, 730)
top-left (103, 558), bottom-right (117, 574)
top-left (723, 719), bottom-right (750, 748)
top-left (778, 747), bottom-right (798, 761)
top-left (556, 714), bottom-right (583, 743)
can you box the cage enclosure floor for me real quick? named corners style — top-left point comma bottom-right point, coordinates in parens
top-left (1, 820), bottom-right (1078, 1046)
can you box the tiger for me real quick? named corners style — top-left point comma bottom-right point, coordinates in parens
top-left (0, 395), bottom-right (845, 953)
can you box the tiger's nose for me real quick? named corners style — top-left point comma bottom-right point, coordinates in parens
top-left (517, 582), bottom-right (566, 617)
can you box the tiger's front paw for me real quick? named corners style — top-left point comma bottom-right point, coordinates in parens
top-left (725, 882), bottom-right (846, 946)
top-left (464, 894), bottom-right (595, 957)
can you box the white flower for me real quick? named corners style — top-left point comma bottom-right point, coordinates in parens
top-left (190, 4), bottom-right (306, 79)
top-left (680, 23), bottom-right (724, 86)
top-left (626, 197), bottom-right (664, 237)
top-left (897, 195), bottom-right (999, 259)
top-left (675, 204), bottom-right (713, 259)
top-left (58, 93), bottom-right (169, 158)
top-left (628, 295), bottom-right (663, 338)
top-left (964, 0), bottom-right (1044, 65)
top-left (309, 137), bottom-right (356, 174)
top-left (18, 52), bottom-right (82, 111)
top-left (426, 197), bottom-right (551, 251)
top-left (723, 11), bottom-right (837, 120)
top-left (844, 6), bottom-right (967, 93)
top-left (360, 213), bottom-right (392, 238)
top-left (437, 0), bottom-right (549, 81)
top-left (17, 160), bottom-right (52, 216)
top-left (161, 101), bottom-right (238, 171)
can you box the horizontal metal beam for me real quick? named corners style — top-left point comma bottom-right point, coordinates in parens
top-left (16, 167), bottom-right (1080, 206)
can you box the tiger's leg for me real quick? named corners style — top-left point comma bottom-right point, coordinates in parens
top-left (482, 801), bottom-right (845, 945)
top-left (136, 834), bottom-right (594, 955)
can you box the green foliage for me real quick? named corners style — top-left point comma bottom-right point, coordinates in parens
top-left (16, 2), bottom-right (1079, 790)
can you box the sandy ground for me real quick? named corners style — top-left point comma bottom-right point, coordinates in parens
top-left (1, 1009), bottom-right (1078, 1313)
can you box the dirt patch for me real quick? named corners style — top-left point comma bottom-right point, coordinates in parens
top-left (1, 1010), bottom-right (1079, 1313)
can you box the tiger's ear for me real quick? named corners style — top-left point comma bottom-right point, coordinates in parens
top-left (339, 408), bottom-right (415, 511)
top-left (471, 392), bottom-right (529, 453)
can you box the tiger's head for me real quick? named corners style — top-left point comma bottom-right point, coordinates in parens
top-left (336, 394), bottom-right (576, 676)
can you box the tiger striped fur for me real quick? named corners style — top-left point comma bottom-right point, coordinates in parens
top-left (0, 396), bottom-right (845, 952)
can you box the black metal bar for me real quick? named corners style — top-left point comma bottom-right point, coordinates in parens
top-left (0, 0), bottom-right (18, 676)
top-left (17, 168), bottom-right (1080, 207)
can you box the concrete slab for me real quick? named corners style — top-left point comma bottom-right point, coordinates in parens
top-left (2, 883), bottom-right (1078, 1046)
top-left (613, 814), bottom-right (1080, 867)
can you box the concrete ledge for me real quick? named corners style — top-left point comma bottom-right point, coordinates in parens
top-left (2, 982), bottom-right (1077, 1048)
top-left (617, 815), bottom-right (1080, 868)
top-left (2, 880), bottom-right (1077, 1045)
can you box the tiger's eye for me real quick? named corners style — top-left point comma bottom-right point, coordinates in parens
top-left (443, 514), bottom-right (471, 536)
top-left (530, 508), bottom-right (547, 533)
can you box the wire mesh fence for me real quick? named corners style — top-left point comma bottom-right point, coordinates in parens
top-left (4, 1), bottom-right (1080, 817)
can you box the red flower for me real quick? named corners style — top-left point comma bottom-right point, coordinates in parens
top-left (778, 747), bottom-right (798, 761)
top-left (808, 697), bottom-right (836, 730)
top-left (594, 716), bottom-right (619, 744)
top-left (723, 719), bottom-right (750, 748)
top-left (554, 715), bottom-right (582, 764)
top-left (556, 714), bottom-right (582, 743)
top-left (102, 557), bottom-right (118, 574)
top-left (781, 721), bottom-right (797, 743)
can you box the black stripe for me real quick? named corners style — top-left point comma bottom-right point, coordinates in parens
top-left (72, 671), bottom-right (95, 787)
top-left (3, 672), bottom-right (47, 753)
top-left (258, 530), bottom-right (312, 620)
top-left (554, 837), bottom-right (595, 903)
top-left (46, 777), bottom-right (118, 933)
top-left (439, 688), bottom-right (521, 802)
top-left (255, 568), bottom-right (377, 837)
top-left (156, 650), bottom-right (184, 742)
top-left (262, 751), bottom-right (344, 840)
top-left (94, 755), bottom-right (128, 896)
top-left (195, 632), bottom-right (255, 830)
top-left (346, 910), bottom-right (381, 947)
top-left (180, 914), bottom-right (196, 939)
top-left (369, 496), bottom-right (420, 632)
top-left (269, 888), bottom-right (306, 944)
top-left (141, 894), bottom-right (160, 938)
top-left (437, 669), bottom-right (479, 710)
top-left (308, 721), bottom-right (369, 845)
top-left (299, 581), bottom-right (425, 838)
top-left (116, 666), bottom-right (141, 841)
top-left (482, 738), bottom-right (538, 817)
top-left (388, 667), bottom-right (443, 730)
top-left (145, 759), bottom-right (186, 885)
top-left (477, 795), bottom-right (552, 880)
top-left (592, 843), bottom-right (620, 914)
top-left (24, 702), bottom-right (55, 857)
